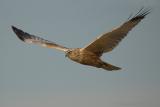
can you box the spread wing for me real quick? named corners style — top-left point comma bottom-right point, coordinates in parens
top-left (12, 26), bottom-right (69, 52)
top-left (82, 7), bottom-right (151, 56)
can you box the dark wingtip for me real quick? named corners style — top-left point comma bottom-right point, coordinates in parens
top-left (11, 25), bottom-right (15, 29)
top-left (11, 25), bottom-right (17, 33)
top-left (129, 7), bottom-right (152, 21)
top-left (11, 26), bottom-right (25, 41)
top-left (11, 25), bottom-right (19, 33)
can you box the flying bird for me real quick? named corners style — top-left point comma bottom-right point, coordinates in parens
top-left (12, 7), bottom-right (151, 71)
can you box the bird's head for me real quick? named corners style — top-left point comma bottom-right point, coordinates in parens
top-left (65, 49), bottom-right (73, 57)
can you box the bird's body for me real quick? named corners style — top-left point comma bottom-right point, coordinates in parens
top-left (66, 48), bottom-right (99, 66)
top-left (12, 7), bottom-right (151, 71)
top-left (66, 48), bottom-right (120, 70)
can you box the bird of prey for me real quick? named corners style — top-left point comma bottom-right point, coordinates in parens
top-left (12, 7), bottom-right (151, 71)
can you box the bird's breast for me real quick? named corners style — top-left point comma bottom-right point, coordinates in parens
top-left (68, 49), bottom-right (101, 66)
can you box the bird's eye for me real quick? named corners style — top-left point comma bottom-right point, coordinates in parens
top-left (66, 50), bottom-right (71, 54)
top-left (68, 51), bottom-right (71, 54)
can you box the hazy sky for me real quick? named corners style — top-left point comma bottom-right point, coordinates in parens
top-left (1, 0), bottom-right (160, 107)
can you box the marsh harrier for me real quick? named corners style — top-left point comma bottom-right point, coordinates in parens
top-left (12, 7), bottom-right (151, 71)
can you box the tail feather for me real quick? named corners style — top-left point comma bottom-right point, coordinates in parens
top-left (102, 62), bottom-right (121, 71)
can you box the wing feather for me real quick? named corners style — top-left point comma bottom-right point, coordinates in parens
top-left (12, 26), bottom-right (69, 52)
top-left (82, 7), bottom-right (151, 56)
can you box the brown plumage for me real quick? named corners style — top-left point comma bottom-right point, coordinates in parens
top-left (12, 7), bottom-right (151, 71)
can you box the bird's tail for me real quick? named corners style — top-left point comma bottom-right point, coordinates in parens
top-left (101, 62), bottom-right (121, 71)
